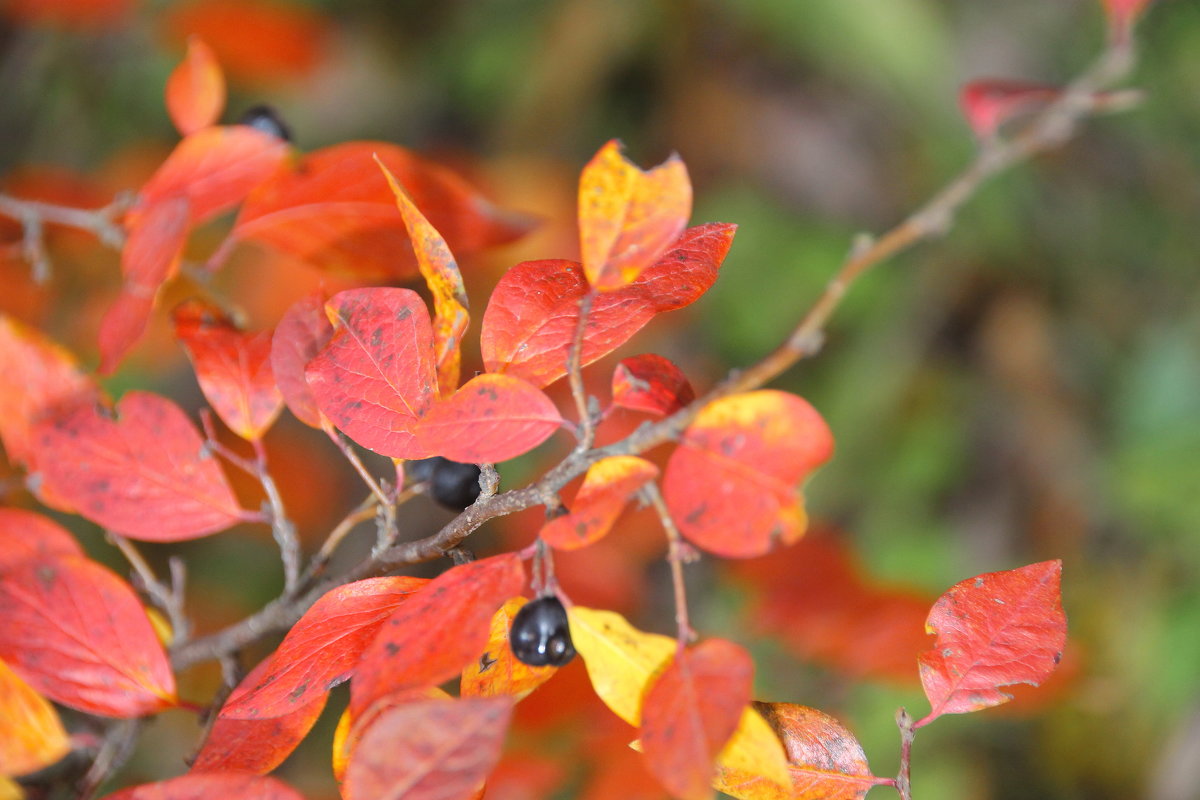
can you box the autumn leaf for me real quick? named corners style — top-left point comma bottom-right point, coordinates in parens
top-left (222, 576), bottom-right (428, 719)
top-left (344, 696), bottom-right (513, 800)
top-left (332, 688), bottom-right (452, 785)
top-left (662, 391), bottom-right (834, 558)
top-left (377, 157), bottom-right (469, 394)
top-left (269, 290), bottom-right (332, 428)
top-left (104, 772), bottom-right (305, 800)
top-left (579, 140), bottom-right (692, 291)
top-left (351, 553), bottom-right (525, 716)
top-left (166, 37), bottom-right (226, 136)
top-left (916, 560), bottom-right (1067, 727)
top-left (461, 597), bottom-right (558, 701)
top-left (481, 223), bottom-right (735, 387)
top-left (0, 508), bottom-right (83, 571)
top-left (540, 456), bottom-right (658, 551)
top-left (173, 299), bottom-right (283, 441)
top-left (33, 391), bottom-right (247, 541)
top-left (714, 703), bottom-right (880, 800)
top-left (0, 555), bottom-right (177, 716)
top-left (0, 658), bottom-right (70, 777)
top-left (1101, 0), bottom-right (1154, 41)
top-left (612, 354), bottom-right (695, 417)
top-left (640, 639), bottom-right (754, 800)
top-left (958, 80), bottom-right (1062, 140)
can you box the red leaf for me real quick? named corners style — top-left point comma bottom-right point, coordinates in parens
top-left (540, 456), bottom-right (658, 551)
top-left (916, 560), bottom-right (1067, 726)
top-left (662, 391), bottom-right (834, 558)
top-left (414, 374), bottom-right (561, 464)
top-left (959, 80), bottom-right (1061, 139)
top-left (344, 696), bottom-right (513, 800)
top-left (166, 36), bottom-right (226, 136)
top-left (579, 140), bottom-right (692, 291)
top-left (351, 553), bottom-right (525, 716)
top-left (226, 142), bottom-right (530, 279)
top-left (481, 223), bottom-right (735, 387)
top-left (715, 703), bottom-right (879, 800)
top-left (190, 657), bottom-right (327, 774)
top-left (136, 125), bottom-right (289, 227)
top-left (0, 508), bottom-right (83, 572)
top-left (0, 556), bottom-right (177, 716)
top-left (1101, 0), bottom-right (1153, 41)
top-left (98, 195), bottom-right (191, 374)
top-left (305, 287), bottom-right (437, 459)
top-left (33, 392), bottom-right (246, 541)
top-left (222, 576), bottom-right (428, 719)
top-left (612, 354), bottom-right (695, 416)
top-left (0, 314), bottom-right (100, 470)
top-left (270, 290), bottom-right (333, 428)
top-left (104, 772), bottom-right (305, 800)
top-left (173, 299), bottom-right (283, 441)
top-left (641, 639), bottom-right (754, 800)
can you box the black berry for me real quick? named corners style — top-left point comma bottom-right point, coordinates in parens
top-left (237, 104), bottom-right (292, 142)
top-left (409, 457), bottom-right (482, 510)
top-left (509, 596), bottom-right (575, 667)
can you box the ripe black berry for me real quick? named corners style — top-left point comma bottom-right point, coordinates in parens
top-left (408, 457), bottom-right (482, 510)
top-left (236, 104), bottom-right (292, 142)
top-left (509, 596), bottom-right (575, 667)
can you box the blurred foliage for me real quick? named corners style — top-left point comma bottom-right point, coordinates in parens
top-left (2, 1), bottom-right (1199, 799)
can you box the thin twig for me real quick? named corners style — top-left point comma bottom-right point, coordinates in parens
top-left (306, 496), bottom-right (381, 578)
top-left (325, 425), bottom-right (392, 508)
top-left (896, 707), bottom-right (916, 800)
top-left (566, 290), bottom-right (597, 448)
top-left (108, 533), bottom-right (191, 643)
top-left (77, 719), bottom-right (141, 800)
top-left (252, 437), bottom-right (301, 594)
top-left (642, 483), bottom-right (697, 649)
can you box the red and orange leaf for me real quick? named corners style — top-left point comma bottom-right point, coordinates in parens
top-left (1101, 0), bottom-right (1153, 41)
top-left (332, 688), bottom-right (452, 785)
top-left (0, 314), bottom-right (100, 469)
top-left (714, 703), bottom-right (879, 800)
top-left (414, 374), bottom-right (561, 464)
top-left (0, 508), bottom-right (83, 572)
top-left (190, 657), bottom-right (327, 774)
top-left (305, 287), bottom-right (438, 459)
top-left (0, 658), bottom-right (70, 777)
top-left (98, 195), bottom-right (191, 374)
top-left (351, 553), bottom-right (525, 716)
top-left (612, 354), bottom-right (695, 417)
top-left (33, 392), bottom-right (246, 541)
top-left (173, 299), bottom-right (283, 441)
top-left (579, 140), bottom-right (692, 291)
top-left (640, 639), bottom-right (754, 800)
top-left (166, 37), bottom-right (226, 136)
top-left (662, 391), bottom-right (834, 558)
top-left (481, 223), bottom-right (735, 388)
top-left (377, 158), bottom-right (469, 394)
top-left (0, 555), bottom-right (177, 716)
top-left (135, 126), bottom-right (289, 227)
top-left (345, 696), bottom-right (512, 800)
top-left (540, 456), bottom-right (658, 551)
top-left (461, 597), bottom-right (558, 700)
top-left (105, 772), bottom-right (305, 800)
top-left (226, 142), bottom-right (530, 279)
top-left (916, 560), bottom-right (1067, 727)
top-left (270, 290), bottom-right (332, 428)
top-left (222, 576), bottom-right (428, 720)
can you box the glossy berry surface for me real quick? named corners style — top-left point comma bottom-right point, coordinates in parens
top-left (410, 457), bottom-right (482, 510)
top-left (237, 104), bottom-right (292, 142)
top-left (509, 596), bottom-right (576, 667)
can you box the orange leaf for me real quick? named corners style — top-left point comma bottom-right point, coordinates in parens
top-left (0, 508), bottom-right (83, 572)
top-left (916, 560), bottom-right (1066, 726)
top-left (640, 639), bottom-right (754, 800)
top-left (612, 354), bottom-right (695, 417)
top-left (414, 374), bottom-right (561, 464)
top-left (173, 299), bottom-right (283, 441)
top-left (377, 157), bottom-right (470, 394)
top-left (332, 688), bottom-right (451, 785)
top-left (270, 290), bottom-right (332, 428)
top-left (166, 37), bottom-right (226, 136)
top-left (0, 658), bottom-right (69, 777)
top-left (345, 696), bottom-right (513, 800)
top-left (579, 140), bottom-right (692, 291)
top-left (351, 553), bottom-right (525, 716)
top-left (540, 456), bottom-right (658, 551)
top-left (227, 142), bottom-right (530, 279)
top-left (222, 576), bottom-right (427, 720)
top-left (105, 773), bottom-right (305, 800)
top-left (662, 391), bottom-right (833, 558)
top-left (33, 392), bottom-right (246, 541)
top-left (481, 223), bottom-right (735, 387)
top-left (0, 556), bottom-right (177, 716)
top-left (461, 597), bottom-right (558, 701)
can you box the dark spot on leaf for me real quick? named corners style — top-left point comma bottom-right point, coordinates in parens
top-left (385, 642), bottom-right (400, 657)
top-left (478, 652), bottom-right (497, 672)
top-left (396, 307), bottom-right (412, 322)
top-left (289, 682), bottom-right (308, 701)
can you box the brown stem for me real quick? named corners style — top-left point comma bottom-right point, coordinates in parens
top-left (643, 483), bottom-right (696, 649)
top-left (109, 533), bottom-right (192, 644)
top-left (567, 290), bottom-right (597, 448)
top-left (896, 707), bottom-right (916, 800)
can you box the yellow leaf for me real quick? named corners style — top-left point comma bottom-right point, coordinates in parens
top-left (716, 706), bottom-right (791, 790)
top-left (0, 659), bottom-right (70, 777)
top-left (461, 597), bottom-right (557, 700)
top-left (0, 777), bottom-right (24, 800)
top-left (566, 606), bottom-right (675, 726)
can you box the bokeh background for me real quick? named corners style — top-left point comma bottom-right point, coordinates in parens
top-left (2, 1), bottom-right (1199, 799)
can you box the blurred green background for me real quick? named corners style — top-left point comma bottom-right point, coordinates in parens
top-left (2, 1), bottom-right (1199, 799)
